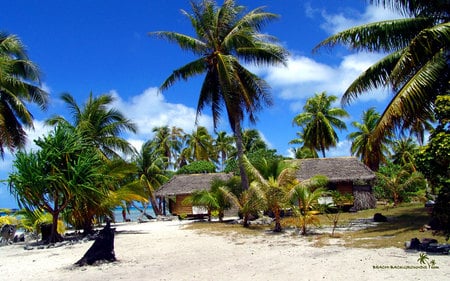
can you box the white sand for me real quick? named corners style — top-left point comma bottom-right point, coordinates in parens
top-left (0, 220), bottom-right (448, 281)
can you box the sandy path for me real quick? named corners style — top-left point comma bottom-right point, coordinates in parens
top-left (0, 221), bottom-right (448, 281)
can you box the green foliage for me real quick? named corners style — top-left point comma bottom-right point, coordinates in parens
top-left (431, 185), bottom-right (450, 240)
top-left (177, 160), bottom-right (216, 174)
top-left (374, 162), bottom-right (426, 205)
top-left (224, 148), bottom-right (282, 175)
top-left (416, 95), bottom-right (450, 192)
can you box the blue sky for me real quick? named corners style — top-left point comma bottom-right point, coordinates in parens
top-left (0, 0), bottom-right (403, 208)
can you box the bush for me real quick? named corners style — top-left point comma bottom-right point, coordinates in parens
top-left (177, 161), bottom-right (216, 174)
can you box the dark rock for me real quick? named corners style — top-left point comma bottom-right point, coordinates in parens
top-left (373, 213), bottom-right (387, 222)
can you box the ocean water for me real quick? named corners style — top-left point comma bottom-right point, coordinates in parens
top-left (112, 206), bottom-right (157, 223)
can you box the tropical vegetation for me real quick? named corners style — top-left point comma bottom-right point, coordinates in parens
top-left (150, 0), bottom-right (288, 192)
top-left (0, 32), bottom-right (48, 157)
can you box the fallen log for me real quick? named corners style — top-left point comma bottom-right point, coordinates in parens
top-left (75, 218), bottom-right (116, 266)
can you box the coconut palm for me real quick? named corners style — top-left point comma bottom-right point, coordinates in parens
top-left (150, 0), bottom-right (288, 190)
top-left (46, 92), bottom-right (137, 160)
top-left (0, 32), bottom-right (48, 157)
top-left (152, 126), bottom-right (184, 169)
top-left (293, 92), bottom-right (349, 158)
top-left (287, 175), bottom-right (328, 235)
top-left (214, 131), bottom-right (235, 171)
top-left (390, 137), bottom-right (419, 167)
top-left (348, 107), bottom-right (390, 171)
top-left (245, 157), bottom-right (298, 232)
top-left (315, 0), bottom-right (449, 152)
top-left (129, 140), bottom-right (169, 216)
top-left (184, 126), bottom-right (215, 162)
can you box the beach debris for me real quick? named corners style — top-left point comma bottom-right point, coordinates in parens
top-left (75, 218), bottom-right (116, 266)
top-left (1, 224), bottom-right (17, 245)
top-left (373, 213), bottom-right (387, 222)
top-left (406, 237), bottom-right (449, 254)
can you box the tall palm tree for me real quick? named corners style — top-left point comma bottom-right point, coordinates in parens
top-left (150, 0), bottom-right (288, 190)
top-left (293, 92), bottom-right (349, 158)
top-left (214, 131), bottom-right (235, 171)
top-left (152, 126), bottom-right (184, 169)
top-left (241, 129), bottom-right (268, 154)
top-left (315, 0), bottom-right (449, 152)
top-left (129, 140), bottom-right (169, 216)
top-left (184, 126), bottom-right (216, 162)
top-left (46, 92), bottom-right (137, 159)
top-left (348, 107), bottom-right (390, 171)
top-left (0, 32), bottom-right (48, 157)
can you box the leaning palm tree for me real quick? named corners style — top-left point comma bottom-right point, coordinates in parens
top-left (150, 0), bottom-right (288, 190)
top-left (0, 32), bottom-right (48, 157)
top-left (315, 0), bottom-right (449, 153)
top-left (348, 107), bottom-right (390, 171)
top-left (46, 92), bottom-right (137, 159)
top-left (293, 92), bottom-right (349, 157)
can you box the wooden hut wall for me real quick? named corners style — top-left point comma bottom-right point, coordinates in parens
top-left (336, 182), bottom-right (353, 194)
top-left (170, 194), bottom-right (192, 215)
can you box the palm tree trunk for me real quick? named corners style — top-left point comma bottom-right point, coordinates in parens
top-left (234, 120), bottom-right (249, 190)
top-left (273, 207), bottom-right (282, 232)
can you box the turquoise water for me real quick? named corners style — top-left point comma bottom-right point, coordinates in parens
top-left (113, 206), bottom-right (157, 222)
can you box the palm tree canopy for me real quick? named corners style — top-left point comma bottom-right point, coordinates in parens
top-left (0, 32), bottom-right (49, 156)
top-left (348, 107), bottom-right (390, 171)
top-left (150, 0), bottom-right (288, 131)
top-left (46, 92), bottom-right (137, 159)
top-left (315, 0), bottom-right (449, 149)
top-left (293, 92), bottom-right (349, 157)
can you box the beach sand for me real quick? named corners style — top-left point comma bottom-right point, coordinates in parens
top-left (0, 220), bottom-right (448, 281)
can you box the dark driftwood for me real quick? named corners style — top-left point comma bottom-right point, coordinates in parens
top-left (75, 220), bottom-right (116, 266)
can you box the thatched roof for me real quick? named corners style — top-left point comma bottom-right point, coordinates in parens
top-left (295, 157), bottom-right (375, 183)
top-left (156, 173), bottom-right (233, 196)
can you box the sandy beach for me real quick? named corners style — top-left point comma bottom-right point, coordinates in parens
top-left (0, 220), bottom-right (448, 281)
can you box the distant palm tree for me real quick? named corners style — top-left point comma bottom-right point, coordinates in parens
top-left (150, 0), bottom-right (288, 190)
top-left (242, 129), bottom-right (269, 154)
top-left (184, 126), bottom-right (215, 162)
top-left (348, 107), bottom-right (390, 171)
top-left (289, 131), bottom-right (319, 159)
top-left (46, 93), bottom-right (137, 159)
top-left (293, 92), bottom-right (348, 157)
top-left (214, 131), bottom-right (235, 171)
top-left (315, 0), bottom-right (449, 153)
top-left (0, 32), bottom-right (48, 156)
top-left (390, 137), bottom-right (418, 167)
top-left (152, 126), bottom-right (184, 169)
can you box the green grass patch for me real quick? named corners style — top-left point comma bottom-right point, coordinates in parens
top-left (183, 203), bottom-right (447, 249)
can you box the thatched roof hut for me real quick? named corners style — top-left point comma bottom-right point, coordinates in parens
top-left (295, 157), bottom-right (377, 210)
top-left (156, 173), bottom-right (232, 197)
top-left (156, 173), bottom-right (233, 216)
top-left (295, 157), bottom-right (376, 184)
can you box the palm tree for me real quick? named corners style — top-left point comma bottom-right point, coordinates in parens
top-left (241, 129), bottom-right (268, 154)
top-left (293, 92), bottom-right (349, 157)
top-left (46, 92), bottom-right (137, 159)
top-left (376, 163), bottom-right (425, 206)
top-left (214, 131), bottom-right (235, 171)
top-left (152, 126), bottom-right (184, 169)
top-left (129, 140), bottom-right (169, 216)
top-left (150, 0), bottom-right (288, 190)
top-left (244, 157), bottom-right (298, 232)
top-left (287, 176), bottom-right (328, 235)
top-left (184, 126), bottom-right (215, 162)
top-left (348, 107), bottom-right (390, 171)
top-left (390, 137), bottom-right (419, 167)
top-left (0, 32), bottom-right (48, 157)
top-left (315, 0), bottom-right (449, 153)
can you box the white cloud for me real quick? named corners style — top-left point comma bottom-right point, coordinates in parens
top-left (109, 87), bottom-right (214, 140)
top-left (326, 139), bottom-right (352, 158)
top-left (320, 4), bottom-right (405, 34)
